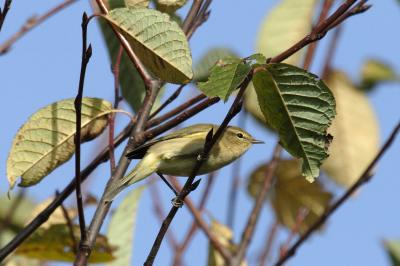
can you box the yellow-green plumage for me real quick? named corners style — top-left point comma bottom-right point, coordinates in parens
top-left (104, 124), bottom-right (262, 201)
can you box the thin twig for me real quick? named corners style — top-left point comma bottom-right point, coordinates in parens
top-left (230, 145), bottom-right (282, 266)
top-left (226, 111), bottom-right (246, 228)
top-left (279, 208), bottom-right (308, 258)
top-left (321, 26), bottom-right (343, 80)
top-left (74, 12), bottom-right (92, 251)
top-left (57, 191), bottom-right (78, 253)
top-left (302, 0), bottom-right (334, 70)
top-left (270, 0), bottom-right (359, 63)
top-left (274, 121), bottom-right (400, 266)
top-left (258, 220), bottom-right (279, 266)
top-left (0, 0), bottom-right (76, 54)
top-left (108, 45), bottom-right (123, 174)
top-left (0, 0), bottom-right (12, 32)
top-left (148, 182), bottom-right (179, 250)
top-left (173, 173), bottom-right (216, 266)
top-left (149, 85), bottom-right (185, 119)
top-left (169, 177), bottom-right (231, 264)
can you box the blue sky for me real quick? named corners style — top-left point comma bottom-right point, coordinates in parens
top-left (0, 1), bottom-right (399, 265)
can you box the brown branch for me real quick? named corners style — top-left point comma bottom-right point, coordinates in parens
top-left (230, 145), bottom-right (282, 266)
top-left (74, 12), bottom-right (92, 250)
top-left (169, 177), bottom-right (231, 264)
top-left (279, 208), bottom-right (308, 258)
top-left (270, 0), bottom-right (359, 63)
top-left (108, 45), bottom-right (124, 174)
top-left (274, 121), bottom-right (400, 266)
top-left (258, 220), bottom-right (279, 266)
top-left (321, 26), bottom-right (343, 80)
top-left (149, 85), bottom-right (185, 119)
top-left (94, 0), bottom-right (155, 88)
top-left (302, 0), bottom-right (334, 70)
top-left (0, 0), bottom-right (76, 54)
top-left (148, 182), bottom-right (179, 250)
top-left (0, 0), bottom-right (12, 32)
top-left (173, 173), bottom-right (216, 266)
top-left (57, 191), bottom-right (78, 253)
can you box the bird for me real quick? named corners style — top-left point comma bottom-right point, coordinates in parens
top-left (104, 124), bottom-right (263, 202)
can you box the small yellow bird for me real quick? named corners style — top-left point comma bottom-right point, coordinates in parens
top-left (104, 124), bottom-right (263, 201)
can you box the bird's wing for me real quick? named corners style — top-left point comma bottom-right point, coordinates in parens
top-left (126, 124), bottom-right (216, 159)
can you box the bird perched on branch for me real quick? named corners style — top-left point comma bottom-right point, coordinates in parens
top-left (104, 124), bottom-right (263, 202)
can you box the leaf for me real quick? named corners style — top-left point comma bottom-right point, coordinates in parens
top-left (0, 195), bottom-right (36, 232)
top-left (322, 71), bottom-right (379, 188)
top-left (7, 98), bottom-right (112, 189)
top-left (384, 239), bottom-right (400, 266)
top-left (156, 0), bottom-right (188, 13)
top-left (106, 186), bottom-right (145, 266)
top-left (27, 197), bottom-right (77, 229)
top-left (247, 159), bottom-right (333, 233)
top-left (252, 64), bottom-right (336, 181)
top-left (15, 224), bottom-right (115, 263)
top-left (360, 58), bottom-right (397, 92)
top-left (95, 0), bottom-right (146, 112)
top-left (125, 0), bottom-right (149, 8)
top-left (106, 8), bottom-right (193, 84)
top-left (207, 220), bottom-right (247, 266)
top-left (197, 58), bottom-right (252, 101)
top-left (257, 0), bottom-right (317, 65)
top-left (193, 47), bottom-right (238, 82)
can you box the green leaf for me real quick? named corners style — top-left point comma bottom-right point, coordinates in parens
top-left (247, 159), bottom-right (332, 233)
top-left (7, 98), bottom-right (112, 189)
top-left (384, 239), bottom-right (400, 266)
top-left (0, 194), bottom-right (36, 232)
top-left (156, 0), bottom-right (188, 13)
top-left (106, 186), bottom-right (145, 266)
top-left (360, 58), bottom-right (398, 92)
top-left (257, 0), bottom-right (317, 65)
top-left (125, 0), bottom-right (149, 8)
top-left (197, 58), bottom-right (252, 101)
top-left (322, 71), bottom-right (379, 188)
top-left (95, 0), bottom-right (146, 112)
top-left (193, 48), bottom-right (238, 82)
top-left (252, 64), bottom-right (336, 181)
top-left (15, 224), bottom-right (115, 263)
top-left (106, 8), bottom-right (193, 84)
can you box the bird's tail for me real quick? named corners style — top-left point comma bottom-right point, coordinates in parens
top-left (103, 154), bottom-right (158, 202)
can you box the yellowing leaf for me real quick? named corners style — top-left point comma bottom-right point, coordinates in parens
top-left (257, 0), bottom-right (317, 65)
top-left (107, 186), bottom-right (145, 266)
top-left (197, 58), bottom-right (252, 101)
top-left (106, 8), bottom-right (193, 84)
top-left (247, 160), bottom-right (333, 233)
top-left (360, 58), bottom-right (398, 92)
top-left (207, 220), bottom-right (247, 266)
top-left (193, 47), bottom-right (238, 82)
top-left (384, 239), bottom-right (400, 266)
top-left (15, 224), bottom-right (115, 263)
top-left (7, 98), bottom-right (112, 189)
top-left (322, 71), bottom-right (379, 188)
top-left (0, 195), bottom-right (36, 231)
top-left (125, 0), bottom-right (149, 8)
top-left (253, 64), bottom-right (336, 181)
top-left (156, 0), bottom-right (187, 13)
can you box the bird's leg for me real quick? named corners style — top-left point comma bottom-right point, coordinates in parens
top-left (156, 173), bottom-right (184, 208)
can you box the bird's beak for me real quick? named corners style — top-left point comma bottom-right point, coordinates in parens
top-left (251, 139), bottom-right (264, 144)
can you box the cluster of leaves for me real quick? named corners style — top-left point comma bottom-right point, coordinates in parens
top-left (2, 0), bottom-right (399, 264)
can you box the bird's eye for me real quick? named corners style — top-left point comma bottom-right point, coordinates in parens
top-left (237, 133), bottom-right (244, 138)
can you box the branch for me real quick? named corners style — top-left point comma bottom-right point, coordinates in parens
top-left (149, 85), bottom-right (185, 119)
top-left (321, 26), bottom-right (343, 80)
top-left (257, 220), bottom-right (279, 266)
top-left (0, 0), bottom-right (12, 32)
top-left (270, 0), bottom-right (362, 63)
top-left (74, 12), bottom-right (92, 250)
top-left (173, 173), bottom-right (216, 266)
top-left (0, 0), bottom-right (76, 54)
top-left (230, 145), bottom-right (282, 266)
top-left (274, 121), bottom-right (400, 266)
top-left (57, 191), bottom-right (78, 253)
